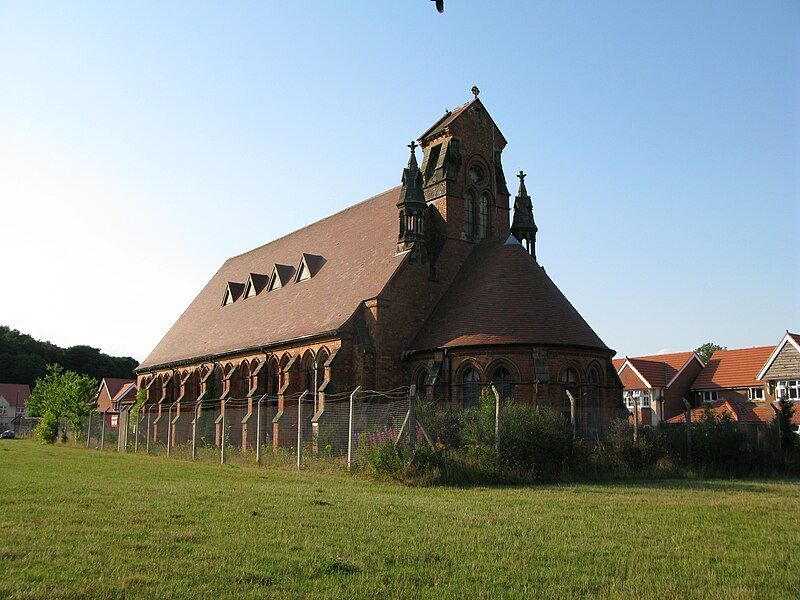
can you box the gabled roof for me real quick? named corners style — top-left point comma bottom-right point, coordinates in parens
top-left (408, 240), bottom-right (609, 352)
top-left (756, 332), bottom-right (800, 380)
top-left (693, 346), bottom-right (774, 390)
top-left (612, 358), bottom-right (625, 372)
top-left (139, 187), bottom-right (406, 370)
top-left (0, 383), bottom-right (31, 406)
top-left (98, 378), bottom-right (135, 399)
top-left (111, 382), bottom-right (138, 404)
top-left (617, 351), bottom-right (702, 389)
top-left (418, 98), bottom-right (508, 147)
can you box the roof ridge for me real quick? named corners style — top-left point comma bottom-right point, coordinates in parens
top-left (227, 185), bottom-right (401, 262)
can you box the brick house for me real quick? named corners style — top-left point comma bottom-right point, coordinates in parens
top-left (135, 93), bottom-right (623, 448)
top-left (95, 378), bottom-right (135, 429)
top-left (612, 352), bottom-right (704, 426)
top-left (0, 383), bottom-right (30, 430)
top-left (691, 346), bottom-right (774, 405)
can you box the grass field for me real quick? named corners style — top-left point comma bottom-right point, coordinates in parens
top-left (1, 441), bottom-right (799, 599)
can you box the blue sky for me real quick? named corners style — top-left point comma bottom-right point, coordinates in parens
top-left (0, 1), bottom-right (797, 361)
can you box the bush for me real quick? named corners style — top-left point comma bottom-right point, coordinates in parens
top-left (35, 413), bottom-right (59, 444)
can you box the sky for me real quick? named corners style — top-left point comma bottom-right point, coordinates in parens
top-left (0, 1), bottom-right (798, 362)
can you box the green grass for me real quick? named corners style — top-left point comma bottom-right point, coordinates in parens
top-left (1, 441), bottom-right (799, 599)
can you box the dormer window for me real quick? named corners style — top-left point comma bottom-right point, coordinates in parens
top-left (294, 253), bottom-right (324, 283)
top-left (243, 273), bottom-right (268, 299)
top-left (268, 264), bottom-right (294, 291)
top-left (221, 282), bottom-right (245, 306)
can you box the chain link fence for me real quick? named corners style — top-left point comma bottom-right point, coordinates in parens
top-left (73, 384), bottom-right (611, 471)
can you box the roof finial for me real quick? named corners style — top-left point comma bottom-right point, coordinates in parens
top-left (471, 85), bottom-right (480, 99)
top-left (408, 140), bottom-right (417, 154)
top-left (517, 170), bottom-right (525, 182)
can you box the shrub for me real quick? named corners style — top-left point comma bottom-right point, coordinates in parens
top-left (35, 412), bottom-right (59, 444)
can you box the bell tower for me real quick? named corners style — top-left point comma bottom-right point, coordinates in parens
top-left (417, 89), bottom-right (511, 242)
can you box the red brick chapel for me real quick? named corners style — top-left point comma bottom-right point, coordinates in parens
top-left (135, 91), bottom-right (624, 445)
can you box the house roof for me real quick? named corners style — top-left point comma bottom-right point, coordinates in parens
top-left (408, 239), bottom-right (610, 352)
top-left (138, 187), bottom-right (406, 370)
top-left (112, 382), bottom-right (138, 404)
top-left (692, 346), bottom-right (774, 390)
top-left (755, 331), bottom-right (800, 381)
top-left (612, 358), bottom-right (625, 372)
top-left (0, 383), bottom-right (31, 407)
top-left (618, 351), bottom-right (699, 389)
top-left (666, 399), bottom-right (798, 425)
top-left (99, 378), bottom-right (135, 399)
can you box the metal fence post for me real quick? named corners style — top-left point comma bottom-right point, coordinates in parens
top-left (134, 411), bottom-right (140, 453)
top-left (491, 384), bottom-right (501, 451)
top-left (192, 399), bottom-right (201, 460)
top-left (86, 412), bottom-right (92, 448)
top-left (348, 386), bottom-right (361, 472)
top-left (220, 399), bottom-right (226, 465)
top-left (297, 390), bottom-right (308, 471)
top-left (256, 394), bottom-right (265, 465)
top-left (100, 411), bottom-right (106, 450)
top-left (409, 385), bottom-right (417, 454)
top-left (146, 406), bottom-right (152, 454)
top-left (566, 389), bottom-right (577, 441)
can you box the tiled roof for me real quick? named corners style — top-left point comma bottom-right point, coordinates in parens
top-left (0, 383), bottom-right (30, 407)
top-left (139, 187), bottom-right (405, 370)
top-left (418, 100), bottom-right (475, 142)
top-left (612, 358), bottom-right (625, 372)
top-left (408, 239), bottom-right (609, 352)
top-left (692, 346), bottom-right (774, 390)
top-left (112, 382), bottom-right (138, 404)
top-left (666, 399), bottom-right (796, 425)
top-left (100, 378), bottom-right (134, 399)
top-left (620, 352), bottom-right (698, 389)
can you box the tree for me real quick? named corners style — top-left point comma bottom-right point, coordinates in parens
top-left (776, 397), bottom-right (797, 453)
top-left (0, 325), bottom-right (137, 387)
top-left (28, 364), bottom-right (98, 443)
top-left (695, 342), bottom-right (725, 364)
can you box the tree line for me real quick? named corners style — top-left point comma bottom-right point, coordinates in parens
top-left (0, 325), bottom-right (138, 387)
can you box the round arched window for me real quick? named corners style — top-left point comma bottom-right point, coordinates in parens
top-left (462, 367), bottom-right (482, 408)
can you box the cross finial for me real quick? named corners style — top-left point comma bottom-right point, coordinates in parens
top-left (408, 140), bottom-right (417, 154)
top-left (517, 170), bottom-right (526, 182)
top-left (471, 85), bottom-right (480, 99)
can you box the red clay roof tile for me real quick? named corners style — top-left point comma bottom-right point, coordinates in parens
top-left (692, 346), bottom-right (774, 390)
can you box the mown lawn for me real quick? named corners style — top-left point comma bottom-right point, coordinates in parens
top-left (1, 441), bottom-right (798, 599)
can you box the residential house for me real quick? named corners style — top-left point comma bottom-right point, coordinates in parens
top-left (0, 383), bottom-right (31, 430)
top-left (614, 352), bottom-right (705, 426)
top-left (95, 378), bottom-right (135, 429)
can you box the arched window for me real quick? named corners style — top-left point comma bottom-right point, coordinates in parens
top-left (562, 367), bottom-right (578, 421)
top-left (491, 366), bottom-right (514, 402)
top-left (239, 361), bottom-right (251, 398)
top-left (478, 194), bottom-right (489, 239)
top-left (300, 352), bottom-right (316, 411)
top-left (415, 369), bottom-right (429, 397)
top-left (267, 360), bottom-right (280, 396)
top-left (587, 368), bottom-right (599, 432)
top-left (462, 367), bottom-right (482, 408)
top-left (464, 192), bottom-right (475, 238)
